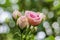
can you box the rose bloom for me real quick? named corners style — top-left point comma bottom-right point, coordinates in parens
top-left (17, 16), bottom-right (28, 29)
top-left (25, 11), bottom-right (45, 26)
top-left (12, 10), bottom-right (22, 19)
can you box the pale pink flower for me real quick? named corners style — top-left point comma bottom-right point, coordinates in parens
top-left (17, 16), bottom-right (28, 29)
top-left (12, 10), bottom-right (22, 19)
top-left (25, 11), bottom-right (45, 26)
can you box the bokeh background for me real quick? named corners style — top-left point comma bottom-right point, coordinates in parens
top-left (0, 0), bottom-right (60, 40)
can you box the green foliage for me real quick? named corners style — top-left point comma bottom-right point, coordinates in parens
top-left (44, 36), bottom-right (55, 40)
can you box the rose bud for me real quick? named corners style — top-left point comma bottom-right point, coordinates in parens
top-left (17, 16), bottom-right (28, 29)
top-left (12, 10), bottom-right (22, 19)
top-left (34, 27), bottom-right (38, 31)
top-left (25, 11), bottom-right (45, 26)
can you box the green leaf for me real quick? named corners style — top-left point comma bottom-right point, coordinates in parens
top-left (44, 0), bottom-right (53, 3)
top-left (44, 36), bottom-right (55, 40)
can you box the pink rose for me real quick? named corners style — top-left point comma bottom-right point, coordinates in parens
top-left (25, 11), bottom-right (45, 26)
top-left (17, 16), bottom-right (28, 29)
top-left (12, 10), bottom-right (22, 19)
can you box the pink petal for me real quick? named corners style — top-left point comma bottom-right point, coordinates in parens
top-left (30, 13), bottom-right (36, 18)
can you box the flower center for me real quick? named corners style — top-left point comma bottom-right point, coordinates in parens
top-left (30, 13), bottom-right (36, 18)
top-left (37, 15), bottom-right (39, 17)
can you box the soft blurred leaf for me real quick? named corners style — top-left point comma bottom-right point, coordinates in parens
top-left (44, 36), bottom-right (55, 40)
